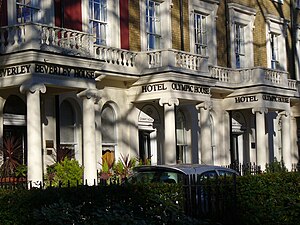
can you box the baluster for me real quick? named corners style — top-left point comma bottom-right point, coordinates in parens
top-left (60, 30), bottom-right (65, 47)
top-left (118, 51), bottom-right (123, 65)
top-left (53, 28), bottom-right (59, 46)
top-left (66, 31), bottom-right (71, 49)
top-left (41, 27), bottom-right (47, 44)
top-left (48, 28), bottom-right (54, 45)
top-left (148, 53), bottom-right (154, 67)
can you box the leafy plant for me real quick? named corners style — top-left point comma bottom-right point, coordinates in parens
top-left (45, 158), bottom-right (83, 187)
top-left (15, 164), bottom-right (27, 178)
top-left (0, 136), bottom-right (23, 177)
top-left (265, 158), bottom-right (288, 173)
top-left (114, 153), bottom-right (137, 178)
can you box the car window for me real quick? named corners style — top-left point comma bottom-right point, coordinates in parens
top-left (200, 170), bottom-right (217, 180)
top-left (217, 170), bottom-right (236, 177)
top-left (128, 171), bottom-right (182, 184)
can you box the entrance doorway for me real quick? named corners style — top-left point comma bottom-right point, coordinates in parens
top-left (139, 130), bottom-right (151, 164)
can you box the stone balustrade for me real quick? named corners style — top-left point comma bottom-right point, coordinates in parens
top-left (0, 23), bottom-right (92, 56)
top-left (0, 23), bottom-right (298, 93)
top-left (94, 45), bottom-right (137, 67)
top-left (209, 66), bottom-right (297, 90)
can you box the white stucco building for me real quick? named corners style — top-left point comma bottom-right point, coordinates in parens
top-left (0, 0), bottom-right (299, 185)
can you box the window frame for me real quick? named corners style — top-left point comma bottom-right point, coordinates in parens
top-left (193, 12), bottom-right (207, 56)
top-left (89, 0), bottom-right (108, 45)
top-left (16, 0), bottom-right (40, 24)
top-left (101, 104), bottom-right (117, 154)
top-left (189, 0), bottom-right (219, 65)
top-left (265, 15), bottom-right (287, 71)
top-left (140, 0), bottom-right (172, 51)
top-left (146, 0), bottom-right (162, 50)
top-left (228, 3), bottom-right (256, 69)
top-left (234, 23), bottom-right (246, 68)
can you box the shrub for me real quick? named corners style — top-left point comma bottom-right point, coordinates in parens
top-left (235, 172), bottom-right (300, 225)
top-left (45, 158), bottom-right (83, 187)
top-left (0, 183), bottom-right (214, 225)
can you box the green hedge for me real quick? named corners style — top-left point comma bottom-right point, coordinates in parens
top-left (0, 183), bottom-right (214, 225)
top-left (235, 172), bottom-right (300, 225)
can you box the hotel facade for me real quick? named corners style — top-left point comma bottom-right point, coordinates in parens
top-left (0, 0), bottom-right (300, 185)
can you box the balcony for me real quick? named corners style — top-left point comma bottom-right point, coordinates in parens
top-left (0, 23), bottom-right (298, 93)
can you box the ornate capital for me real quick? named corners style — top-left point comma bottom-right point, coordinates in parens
top-left (20, 82), bottom-right (46, 94)
top-left (159, 97), bottom-right (179, 107)
top-left (280, 111), bottom-right (290, 118)
top-left (196, 101), bottom-right (212, 111)
top-left (77, 89), bottom-right (102, 104)
top-left (252, 107), bottom-right (268, 115)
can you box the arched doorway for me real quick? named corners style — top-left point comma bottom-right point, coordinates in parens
top-left (138, 104), bottom-right (160, 165)
top-left (3, 95), bottom-right (27, 165)
top-left (231, 111), bottom-right (247, 164)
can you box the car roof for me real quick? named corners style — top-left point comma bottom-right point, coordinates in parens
top-left (133, 164), bottom-right (238, 176)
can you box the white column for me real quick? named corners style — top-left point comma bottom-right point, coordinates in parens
top-left (20, 83), bottom-right (46, 187)
top-left (197, 102), bottom-right (212, 165)
top-left (281, 112), bottom-right (292, 171)
top-left (77, 89), bottom-right (101, 185)
top-left (252, 107), bottom-right (268, 171)
top-left (159, 97), bottom-right (179, 165)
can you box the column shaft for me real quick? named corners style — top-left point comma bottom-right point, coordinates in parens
top-left (27, 90), bottom-right (43, 186)
top-left (82, 97), bottom-right (97, 185)
top-left (255, 110), bottom-right (267, 171)
top-left (281, 114), bottom-right (291, 170)
top-left (200, 107), bottom-right (212, 164)
top-left (163, 103), bottom-right (177, 164)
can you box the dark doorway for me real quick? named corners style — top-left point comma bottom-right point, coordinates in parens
top-left (139, 130), bottom-right (151, 164)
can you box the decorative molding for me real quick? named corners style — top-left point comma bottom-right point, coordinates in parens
top-left (251, 107), bottom-right (268, 114)
top-left (159, 97), bottom-right (179, 107)
top-left (19, 82), bottom-right (46, 94)
top-left (77, 89), bottom-right (102, 104)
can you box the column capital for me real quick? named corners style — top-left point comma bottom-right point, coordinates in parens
top-left (159, 97), bottom-right (179, 107)
top-left (77, 89), bottom-right (102, 103)
top-left (280, 111), bottom-right (290, 117)
top-left (196, 101), bottom-right (212, 111)
top-left (20, 82), bottom-right (46, 94)
top-left (252, 107), bottom-right (268, 114)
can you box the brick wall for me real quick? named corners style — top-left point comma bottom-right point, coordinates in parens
top-left (171, 0), bottom-right (190, 51)
top-left (129, 0), bottom-right (141, 51)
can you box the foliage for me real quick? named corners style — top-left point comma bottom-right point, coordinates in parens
top-left (113, 153), bottom-right (138, 179)
top-left (45, 158), bottom-right (83, 187)
top-left (265, 158), bottom-right (288, 173)
top-left (100, 153), bottom-right (138, 183)
top-left (14, 164), bottom-right (27, 178)
top-left (0, 183), bottom-right (214, 225)
top-left (235, 172), bottom-right (300, 225)
top-left (0, 137), bottom-right (22, 177)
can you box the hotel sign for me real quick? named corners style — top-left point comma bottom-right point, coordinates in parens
top-left (235, 94), bottom-right (289, 104)
top-left (0, 63), bottom-right (95, 79)
top-left (142, 82), bottom-right (210, 95)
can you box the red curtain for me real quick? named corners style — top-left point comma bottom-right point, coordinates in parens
top-left (54, 0), bottom-right (82, 31)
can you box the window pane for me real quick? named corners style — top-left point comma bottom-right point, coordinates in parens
top-left (16, 0), bottom-right (39, 23)
top-left (194, 13), bottom-right (207, 55)
top-left (89, 0), bottom-right (107, 45)
top-left (60, 101), bottom-right (75, 143)
top-left (146, 0), bottom-right (161, 50)
top-left (101, 106), bottom-right (116, 143)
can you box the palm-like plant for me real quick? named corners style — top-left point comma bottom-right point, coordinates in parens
top-left (0, 136), bottom-right (22, 177)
